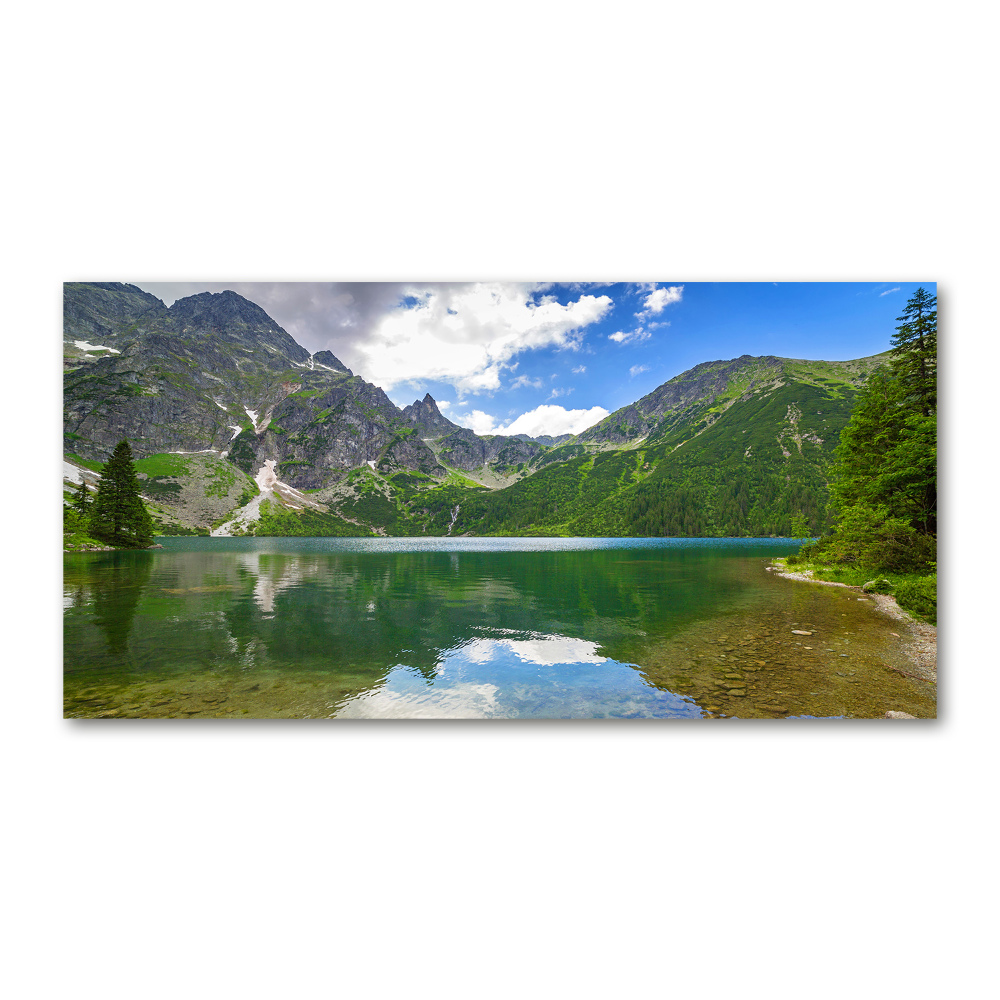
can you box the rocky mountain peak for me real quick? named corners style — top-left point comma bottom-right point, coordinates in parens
top-left (167, 290), bottom-right (309, 363)
top-left (169, 290), bottom-right (279, 330)
top-left (311, 350), bottom-right (352, 374)
top-left (63, 282), bottom-right (169, 348)
top-left (402, 393), bottom-right (459, 438)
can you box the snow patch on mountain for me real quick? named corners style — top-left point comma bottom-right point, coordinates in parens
top-left (73, 340), bottom-right (120, 354)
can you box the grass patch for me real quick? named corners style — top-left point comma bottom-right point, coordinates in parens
top-left (777, 558), bottom-right (937, 625)
top-left (203, 460), bottom-right (239, 498)
top-left (390, 470), bottom-right (436, 490)
top-left (64, 451), bottom-right (104, 473)
top-left (253, 499), bottom-right (371, 537)
top-left (154, 522), bottom-right (207, 536)
top-left (443, 470), bottom-right (482, 489)
top-left (134, 453), bottom-right (192, 477)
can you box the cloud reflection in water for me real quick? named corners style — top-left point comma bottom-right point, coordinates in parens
top-left (334, 630), bottom-right (702, 719)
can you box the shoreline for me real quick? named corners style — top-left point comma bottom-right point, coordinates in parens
top-left (64, 543), bottom-right (164, 553)
top-left (768, 558), bottom-right (937, 687)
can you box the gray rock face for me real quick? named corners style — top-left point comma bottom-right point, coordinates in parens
top-left (63, 283), bottom-right (443, 487)
top-left (63, 282), bottom-right (167, 352)
top-left (511, 432), bottom-right (573, 447)
top-left (399, 394), bottom-right (557, 477)
top-left (168, 290), bottom-right (310, 362)
top-left (402, 394), bottom-right (460, 438)
top-left (311, 350), bottom-right (351, 374)
top-left (436, 427), bottom-right (546, 473)
top-left (229, 376), bottom-right (445, 488)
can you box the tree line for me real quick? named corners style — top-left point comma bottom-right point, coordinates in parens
top-left (798, 286), bottom-right (937, 573)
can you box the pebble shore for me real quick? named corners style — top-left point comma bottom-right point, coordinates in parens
top-left (768, 561), bottom-right (937, 686)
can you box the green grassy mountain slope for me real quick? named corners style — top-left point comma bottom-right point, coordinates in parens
top-left (442, 353), bottom-right (892, 537)
top-left (577, 353), bottom-right (889, 449)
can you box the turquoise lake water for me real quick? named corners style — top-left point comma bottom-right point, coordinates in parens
top-left (63, 537), bottom-right (936, 719)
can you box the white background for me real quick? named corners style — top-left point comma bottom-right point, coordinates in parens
top-left (3, 2), bottom-right (996, 998)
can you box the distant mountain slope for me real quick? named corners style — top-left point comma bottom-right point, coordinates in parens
top-left (577, 353), bottom-right (890, 449)
top-left (446, 353), bottom-right (892, 537)
top-left (400, 393), bottom-right (559, 485)
top-left (512, 432), bottom-right (573, 447)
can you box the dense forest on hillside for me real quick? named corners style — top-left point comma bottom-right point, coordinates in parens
top-left (787, 287), bottom-right (937, 619)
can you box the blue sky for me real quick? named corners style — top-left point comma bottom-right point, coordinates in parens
top-left (137, 281), bottom-right (933, 438)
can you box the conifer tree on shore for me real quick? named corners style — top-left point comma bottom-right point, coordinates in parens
top-left (890, 285), bottom-right (937, 417)
top-left (89, 440), bottom-right (154, 548)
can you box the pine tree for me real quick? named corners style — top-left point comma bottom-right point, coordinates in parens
top-left (877, 411), bottom-right (937, 535)
top-left (71, 478), bottom-right (91, 516)
top-left (890, 286), bottom-right (937, 416)
top-left (830, 367), bottom-right (906, 513)
top-left (89, 440), bottom-right (154, 548)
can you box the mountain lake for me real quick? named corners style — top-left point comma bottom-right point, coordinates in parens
top-left (63, 537), bottom-right (936, 719)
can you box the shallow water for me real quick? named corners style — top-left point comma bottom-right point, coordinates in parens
top-left (63, 537), bottom-right (935, 719)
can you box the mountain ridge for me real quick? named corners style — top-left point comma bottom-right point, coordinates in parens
top-left (63, 283), bottom-right (891, 537)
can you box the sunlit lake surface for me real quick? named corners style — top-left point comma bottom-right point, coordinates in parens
top-left (63, 537), bottom-right (936, 719)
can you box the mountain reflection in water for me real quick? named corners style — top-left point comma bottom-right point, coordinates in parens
top-left (63, 537), bottom-right (936, 719)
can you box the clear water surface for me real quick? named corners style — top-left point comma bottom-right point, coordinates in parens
top-left (63, 537), bottom-right (936, 719)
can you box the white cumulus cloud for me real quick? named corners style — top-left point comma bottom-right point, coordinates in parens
top-left (348, 283), bottom-right (613, 395)
top-left (571, 365), bottom-right (587, 374)
top-left (636, 284), bottom-right (683, 317)
top-left (511, 374), bottom-right (544, 390)
top-left (457, 404), bottom-right (609, 438)
top-left (629, 364), bottom-right (650, 377)
top-left (609, 327), bottom-right (652, 345)
top-left (464, 409), bottom-right (504, 434)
